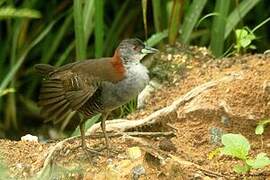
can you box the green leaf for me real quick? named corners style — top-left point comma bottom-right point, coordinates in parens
top-left (233, 163), bottom-right (250, 174)
top-left (246, 153), bottom-right (270, 169)
top-left (255, 124), bottom-right (264, 135)
top-left (221, 133), bottom-right (250, 160)
top-left (145, 30), bottom-right (168, 47)
top-left (0, 7), bottom-right (41, 19)
top-left (236, 29), bottom-right (255, 48)
top-left (0, 88), bottom-right (15, 97)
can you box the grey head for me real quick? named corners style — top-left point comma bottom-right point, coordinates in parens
top-left (117, 38), bottom-right (158, 64)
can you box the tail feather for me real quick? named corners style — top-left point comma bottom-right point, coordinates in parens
top-left (34, 64), bottom-right (55, 76)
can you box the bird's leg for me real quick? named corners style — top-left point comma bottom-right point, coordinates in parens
top-left (79, 113), bottom-right (101, 155)
top-left (100, 112), bottom-right (110, 153)
top-left (79, 122), bottom-right (86, 149)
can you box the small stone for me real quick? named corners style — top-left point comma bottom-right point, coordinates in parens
top-left (38, 146), bottom-right (43, 152)
top-left (221, 115), bottom-right (230, 126)
top-left (126, 147), bottom-right (142, 161)
top-left (209, 127), bottom-right (223, 145)
top-left (107, 158), bottom-right (113, 165)
top-left (131, 165), bottom-right (145, 180)
top-left (16, 163), bottom-right (23, 169)
top-left (167, 54), bottom-right (172, 61)
top-left (263, 80), bottom-right (270, 94)
top-left (21, 134), bottom-right (38, 142)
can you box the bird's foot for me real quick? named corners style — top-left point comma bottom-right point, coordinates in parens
top-left (80, 143), bottom-right (106, 157)
top-left (97, 145), bottom-right (124, 157)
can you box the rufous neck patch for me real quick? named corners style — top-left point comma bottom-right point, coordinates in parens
top-left (111, 49), bottom-right (126, 76)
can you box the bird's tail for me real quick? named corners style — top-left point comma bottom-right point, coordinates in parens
top-left (34, 64), bottom-right (55, 76)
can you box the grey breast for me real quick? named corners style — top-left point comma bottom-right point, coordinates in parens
top-left (100, 63), bottom-right (149, 111)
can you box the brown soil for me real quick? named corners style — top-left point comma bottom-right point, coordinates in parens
top-left (1, 45), bottom-right (270, 179)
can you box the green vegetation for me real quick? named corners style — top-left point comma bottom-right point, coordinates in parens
top-left (255, 119), bottom-right (270, 135)
top-left (220, 133), bottom-right (270, 174)
top-left (0, 0), bottom-right (269, 138)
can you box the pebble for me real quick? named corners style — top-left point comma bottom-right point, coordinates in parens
top-left (131, 165), bottom-right (145, 180)
top-left (126, 147), bottom-right (142, 161)
top-left (21, 134), bottom-right (38, 142)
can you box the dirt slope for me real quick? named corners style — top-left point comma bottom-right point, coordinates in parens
top-left (1, 45), bottom-right (270, 179)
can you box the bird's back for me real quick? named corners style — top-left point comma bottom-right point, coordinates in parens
top-left (35, 58), bottom-right (126, 123)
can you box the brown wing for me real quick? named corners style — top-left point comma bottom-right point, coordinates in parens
top-left (36, 64), bottom-right (98, 124)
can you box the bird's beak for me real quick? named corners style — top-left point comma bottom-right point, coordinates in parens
top-left (141, 45), bottom-right (159, 54)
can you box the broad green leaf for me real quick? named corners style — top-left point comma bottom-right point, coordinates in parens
top-left (246, 153), bottom-right (270, 169)
top-left (233, 164), bottom-right (250, 174)
top-left (255, 124), bottom-right (264, 135)
top-left (235, 29), bottom-right (255, 48)
top-left (221, 133), bottom-right (250, 160)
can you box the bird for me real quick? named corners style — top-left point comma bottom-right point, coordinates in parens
top-left (35, 38), bottom-right (158, 153)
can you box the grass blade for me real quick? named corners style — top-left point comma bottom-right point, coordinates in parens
top-left (180, 0), bottom-right (207, 44)
top-left (0, 6), bottom-right (41, 19)
top-left (210, 0), bottom-right (231, 57)
top-left (145, 30), bottom-right (168, 47)
top-left (94, 0), bottom-right (104, 58)
top-left (152, 0), bottom-right (162, 33)
top-left (5, 19), bottom-right (22, 129)
top-left (141, 0), bottom-right (148, 39)
top-left (73, 0), bottom-right (86, 60)
top-left (168, 0), bottom-right (183, 45)
top-left (83, 0), bottom-right (95, 45)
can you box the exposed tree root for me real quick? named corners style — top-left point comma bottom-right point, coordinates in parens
top-left (86, 72), bottom-right (243, 134)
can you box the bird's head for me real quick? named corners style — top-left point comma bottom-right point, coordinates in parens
top-left (116, 38), bottom-right (158, 64)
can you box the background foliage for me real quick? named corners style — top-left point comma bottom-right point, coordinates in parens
top-left (0, 0), bottom-right (269, 139)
